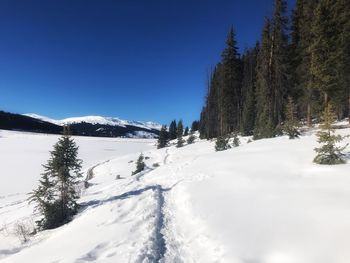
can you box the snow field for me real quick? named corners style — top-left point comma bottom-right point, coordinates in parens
top-left (1, 127), bottom-right (350, 262)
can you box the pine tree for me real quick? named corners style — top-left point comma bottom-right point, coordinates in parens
top-left (271, 0), bottom-right (289, 127)
top-left (254, 18), bottom-right (275, 139)
top-left (215, 136), bottom-right (231, 151)
top-left (232, 132), bottom-right (240, 147)
top-left (290, 0), bottom-right (320, 126)
top-left (169, 120), bottom-right (177, 140)
top-left (157, 125), bottom-right (168, 149)
top-left (334, 0), bottom-right (350, 120)
top-left (29, 129), bottom-right (82, 230)
top-left (313, 103), bottom-right (347, 164)
top-left (241, 45), bottom-right (258, 136)
top-left (310, 0), bottom-right (343, 109)
top-left (191, 121), bottom-right (199, 132)
top-left (283, 96), bottom-right (301, 139)
top-left (221, 27), bottom-right (242, 134)
top-left (184, 127), bottom-right (189, 136)
top-left (187, 134), bottom-right (196, 144)
top-left (132, 154), bottom-right (146, 175)
top-left (176, 120), bottom-right (185, 147)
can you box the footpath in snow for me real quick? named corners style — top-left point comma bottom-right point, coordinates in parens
top-left (1, 127), bottom-right (350, 263)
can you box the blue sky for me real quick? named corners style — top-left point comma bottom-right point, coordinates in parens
top-left (0, 0), bottom-right (295, 126)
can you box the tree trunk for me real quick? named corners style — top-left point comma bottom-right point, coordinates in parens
top-left (348, 94), bottom-right (350, 124)
top-left (307, 103), bottom-right (312, 127)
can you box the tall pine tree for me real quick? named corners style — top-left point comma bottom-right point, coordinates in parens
top-left (29, 128), bottom-right (82, 230)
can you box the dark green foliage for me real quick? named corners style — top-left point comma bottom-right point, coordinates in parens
top-left (290, 0), bottom-right (320, 126)
top-left (29, 134), bottom-right (82, 230)
top-left (157, 125), bottom-right (168, 149)
top-left (232, 133), bottom-right (240, 147)
top-left (191, 121), bottom-right (199, 132)
top-left (198, 0), bottom-right (350, 141)
top-left (313, 103), bottom-right (347, 165)
top-left (310, 0), bottom-right (344, 111)
top-left (283, 97), bottom-right (301, 139)
top-left (169, 120), bottom-right (177, 140)
top-left (215, 136), bottom-right (231, 151)
top-left (254, 18), bottom-right (276, 139)
top-left (199, 27), bottom-right (242, 139)
top-left (184, 127), bottom-right (189, 136)
top-left (132, 154), bottom-right (146, 175)
top-left (241, 45), bottom-right (258, 136)
top-left (177, 120), bottom-right (185, 147)
top-left (220, 27), bottom-right (243, 135)
top-left (187, 134), bottom-right (196, 144)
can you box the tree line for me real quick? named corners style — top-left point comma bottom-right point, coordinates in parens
top-left (199, 0), bottom-right (350, 140)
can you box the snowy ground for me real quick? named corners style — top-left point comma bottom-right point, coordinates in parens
top-left (1, 127), bottom-right (350, 263)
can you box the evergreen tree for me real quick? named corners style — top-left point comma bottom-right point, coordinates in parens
top-left (241, 45), bottom-right (258, 135)
top-left (169, 120), bottom-right (177, 140)
top-left (290, 0), bottom-right (320, 126)
top-left (271, 0), bottom-right (289, 127)
top-left (176, 120), bottom-right (185, 147)
top-left (199, 106), bottom-right (208, 139)
top-left (215, 136), bottom-right (231, 151)
top-left (220, 27), bottom-right (242, 134)
top-left (232, 132), bottom-right (240, 147)
top-left (334, 0), bottom-right (350, 120)
top-left (283, 96), bottom-right (301, 139)
top-left (254, 18), bottom-right (275, 139)
top-left (132, 154), bottom-right (146, 175)
top-left (29, 129), bottom-right (82, 230)
top-left (187, 134), bottom-right (196, 144)
top-left (313, 103), bottom-right (347, 164)
top-left (310, 0), bottom-right (343, 108)
top-left (191, 121), bottom-right (199, 132)
top-left (184, 127), bottom-right (189, 136)
top-left (157, 125), bottom-right (168, 149)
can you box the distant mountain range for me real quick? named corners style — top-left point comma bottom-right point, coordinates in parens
top-left (0, 111), bottom-right (161, 138)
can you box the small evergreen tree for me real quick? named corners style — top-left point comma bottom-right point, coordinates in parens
top-left (184, 127), bottom-right (189, 136)
top-left (157, 125), bottom-right (168, 149)
top-left (232, 132), bottom-right (240, 147)
top-left (313, 103), bottom-right (347, 165)
top-left (132, 154), bottom-right (146, 175)
top-left (215, 136), bottom-right (231, 151)
top-left (29, 128), bottom-right (82, 230)
top-left (283, 96), bottom-right (301, 139)
top-left (191, 121), bottom-right (199, 132)
top-left (177, 120), bottom-right (185, 147)
top-left (169, 120), bottom-right (177, 140)
top-left (187, 134), bottom-right (196, 144)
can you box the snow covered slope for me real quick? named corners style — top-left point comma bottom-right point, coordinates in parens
top-left (24, 114), bottom-right (162, 131)
top-left (1, 127), bottom-right (350, 263)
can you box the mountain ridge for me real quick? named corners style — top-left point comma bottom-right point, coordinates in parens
top-left (24, 113), bottom-right (162, 131)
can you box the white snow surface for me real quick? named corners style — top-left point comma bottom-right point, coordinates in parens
top-left (1, 127), bottom-right (350, 263)
top-left (24, 113), bottom-right (162, 130)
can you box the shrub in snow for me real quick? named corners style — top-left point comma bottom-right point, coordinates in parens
top-left (215, 136), bottom-right (231, 151)
top-left (313, 103), bottom-right (348, 165)
top-left (29, 126), bottom-right (83, 230)
top-left (132, 154), bottom-right (146, 175)
top-left (232, 133), bottom-right (240, 147)
top-left (187, 134), bottom-right (196, 144)
top-left (13, 220), bottom-right (34, 243)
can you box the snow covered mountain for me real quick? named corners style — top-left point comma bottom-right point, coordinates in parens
top-left (24, 113), bottom-right (162, 131)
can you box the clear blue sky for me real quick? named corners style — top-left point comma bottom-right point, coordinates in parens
top-left (0, 0), bottom-right (295, 126)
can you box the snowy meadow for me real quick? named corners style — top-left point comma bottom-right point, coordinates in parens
top-left (1, 127), bottom-right (350, 263)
